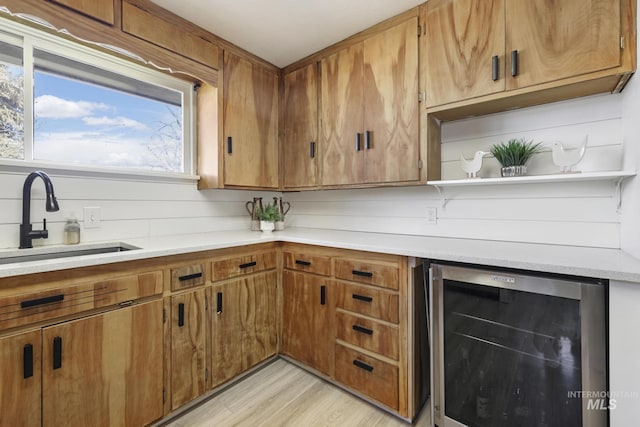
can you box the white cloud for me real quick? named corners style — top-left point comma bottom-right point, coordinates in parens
top-left (34, 95), bottom-right (110, 119)
top-left (82, 116), bottom-right (147, 130)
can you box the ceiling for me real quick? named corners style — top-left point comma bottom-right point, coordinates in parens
top-left (149, 0), bottom-right (424, 68)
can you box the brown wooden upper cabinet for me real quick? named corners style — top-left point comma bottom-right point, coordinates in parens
top-left (320, 17), bottom-right (420, 186)
top-left (425, 0), bottom-right (631, 108)
top-left (283, 63), bottom-right (319, 189)
top-left (223, 51), bottom-right (279, 189)
top-left (50, 0), bottom-right (115, 25)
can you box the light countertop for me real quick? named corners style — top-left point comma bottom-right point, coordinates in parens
top-left (2, 227), bottom-right (640, 282)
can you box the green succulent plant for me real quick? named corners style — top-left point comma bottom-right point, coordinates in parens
top-left (256, 202), bottom-right (280, 222)
top-left (490, 138), bottom-right (542, 168)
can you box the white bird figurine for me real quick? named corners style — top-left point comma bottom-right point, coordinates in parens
top-left (460, 151), bottom-right (489, 178)
top-left (549, 136), bottom-right (588, 173)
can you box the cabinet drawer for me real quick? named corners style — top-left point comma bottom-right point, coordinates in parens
top-left (335, 344), bottom-right (398, 410)
top-left (336, 311), bottom-right (398, 360)
top-left (212, 251), bottom-right (276, 281)
top-left (335, 259), bottom-right (399, 290)
top-left (336, 282), bottom-right (399, 324)
top-left (283, 251), bottom-right (331, 276)
top-left (170, 264), bottom-right (205, 291)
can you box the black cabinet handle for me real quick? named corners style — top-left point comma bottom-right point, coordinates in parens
top-left (353, 359), bottom-right (374, 372)
top-left (352, 324), bottom-right (373, 335)
top-left (216, 292), bottom-right (223, 314)
top-left (356, 133), bottom-right (362, 151)
top-left (352, 270), bottom-right (373, 278)
top-left (178, 272), bottom-right (202, 282)
top-left (295, 259), bottom-right (311, 266)
top-left (178, 303), bottom-right (185, 327)
top-left (492, 55), bottom-right (499, 81)
top-left (227, 136), bottom-right (233, 154)
top-left (310, 141), bottom-right (316, 158)
top-left (352, 294), bottom-right (373, 303)
top-left (53, 337), bottom-right (62, 370)
top-left (239, 261), bottom-right (257, 269)
top-left (365, 130), bottom-right (372, 149)
top-left (21, 294), bottom-right (64, 309)
top-left (511, 50), bottom-right (518, 77)
top-left (23, 344), bottom-right (33, 379)
top-left (320, 285), bottom-right (326, 305)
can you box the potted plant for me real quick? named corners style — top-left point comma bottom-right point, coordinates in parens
top-left (256, 202), bottom-right (279, 232)
top-left (490, 138), bottom-right (542, 177)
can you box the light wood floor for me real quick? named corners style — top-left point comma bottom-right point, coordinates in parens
top-left (166, 358), bottom-right (431, 427)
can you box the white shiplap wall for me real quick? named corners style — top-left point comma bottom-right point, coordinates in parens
top-left (285, 93), bottom-right (625, 248)
top-left (0, 168), bottom-right (277, 249)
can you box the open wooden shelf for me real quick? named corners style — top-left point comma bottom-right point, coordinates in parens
top-left (427, 170), bottom-right (636, 187)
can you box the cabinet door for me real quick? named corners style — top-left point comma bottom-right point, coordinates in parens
top-left (363, 17), bottom-right (420, 183)
top-left (170, 289), bottom-right (207, 410)
top-left (223, 51), bottom-right (279, 188)
top-left (210, 272), bottom-right (277, 387)
top-left (506, 0), bottom-right (621, 90)
top-left (42, 300), bottom-right (163, 427)
top-left (425, 0), bottom-right (505, 106)
top-left (283, 63), bottom-right (319, 188)
top-left (210, 280), bottom-right (243, 387)
top-left (0, 330), bottom-right (41, 427)
top-left (281, 271), bottom-right (333, 376)
top-left (51, 0), bottom-right (115, 25)
top-left (320, 44), bottom-right (365, 185)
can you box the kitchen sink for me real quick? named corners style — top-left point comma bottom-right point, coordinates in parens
top-left (0, 243), bottom-right (140, 265)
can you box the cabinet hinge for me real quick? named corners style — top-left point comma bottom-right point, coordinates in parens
top-left (163, 307), bottom-right (167, 323)
top-left (418, 159), bottom-right (423, 169)
top-left (418, 92), bottom-right (425, 103)
top-left (621, 36), bottom-right (625, 50)
top-left (418, 23), bottom-right (422, 37)
top-left (205, 368), bottom-right (209, 382)
top-left (205, 297), bottom-right (209, 311)
top-left (163, 388), bottom-right (166, 404)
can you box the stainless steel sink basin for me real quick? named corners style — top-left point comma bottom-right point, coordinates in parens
top-left (0, 243), bottom-right (140, 265)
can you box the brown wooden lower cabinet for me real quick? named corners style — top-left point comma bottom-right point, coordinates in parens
top-left (42, 299), bottom-right (164, 427)
top-left (281, 270), bottom-right (334, 376)
top-left (170, 289), bottom-right (207, 410)
top-left (210, 271), bottom-right (277, 388)
top-left (0, 329), bottom-right (42, 427)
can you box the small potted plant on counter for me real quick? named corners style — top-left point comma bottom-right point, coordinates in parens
top-left (490, 138), bottom-right (542, 177)
top-left (256, 202), bottom-right (279, 232)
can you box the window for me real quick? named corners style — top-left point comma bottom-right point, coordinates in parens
top-left (0, 17), bottom-right (195, 176)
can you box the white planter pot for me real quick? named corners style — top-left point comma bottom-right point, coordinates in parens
top-left (260, 220), bottom-right (275, 232)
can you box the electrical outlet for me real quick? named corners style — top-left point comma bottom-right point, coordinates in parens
top-left (84, 207), bottom-right (101, 229)
top-left (426, 207), bottom-right (437, 225)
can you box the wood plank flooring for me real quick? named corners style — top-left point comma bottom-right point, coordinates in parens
top-left (165, 358), bottom-right (431, 427)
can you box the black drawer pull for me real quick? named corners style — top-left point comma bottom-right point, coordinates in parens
top-left (178, 272), bottom-right (202, 282)
top-left (21, 294), bottom-right (64, 309)
top-left (511, 50), bottom-right (518, 77)
top-left (239, 261), bottom-right (257, 269)
top-left (352, 270), bottom-right (373, 278)
top-left (320, 285), bottom-right (326, 305)
top-left (53, 337), bottom-right (62, 370)
top-left (227, 136), bottom-right (233, 154)
top-left (295, 259), bottom-right (311, 266)
top-left (310, 141), bottom-right (316, 158)
top-left (352, 294), bottom-right (373, 303)
top-left (491, 55), bottom-right (499, 81)
top-left (356, 133), bottom-right (362, 151)
top-left (23, 344), bottom-right (33, 379)
top-left (352, 324), bottom-right (373, 335)
top-left (365, 130), bottom-right (372, 149)
top-left (353, 359), bottom-right (374, 372)
top-left (216, 292), bottom-right (223, 314)
top-left (178, 303), bottom-right (185, 327)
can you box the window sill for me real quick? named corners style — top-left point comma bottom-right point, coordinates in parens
top-left (0, 159), bottom-right (200, 183)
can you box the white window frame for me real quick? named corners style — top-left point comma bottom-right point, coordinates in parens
top-left (0, 15), bottom-right (197, 181)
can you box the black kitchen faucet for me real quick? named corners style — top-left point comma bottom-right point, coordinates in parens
top-left (19, 171), bottom-right (60, 249)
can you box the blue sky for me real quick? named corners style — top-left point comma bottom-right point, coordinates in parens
top-left (33, 72), bottom-right (183, 171)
